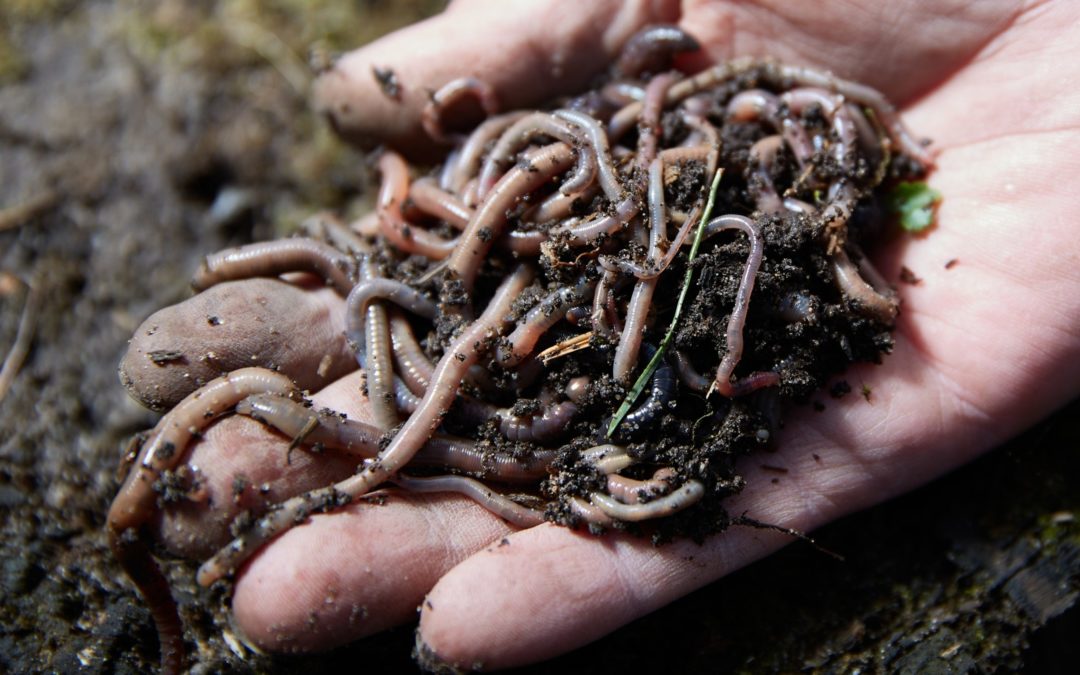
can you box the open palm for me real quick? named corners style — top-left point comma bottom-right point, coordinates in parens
top-left (126, 0), bottom-right (1080, 668)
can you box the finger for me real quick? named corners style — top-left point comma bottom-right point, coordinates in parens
top-left (677, 0), bottom-right (1025, 104)
top-left (155, 369), bottom-right (371, 558)
top-left (231, 490), bottom-right (514, 653)
top-left (312, 0), bottom-right (679, 158)
top-left (120, 278), bottom-right (355, 411)
top-left (414, 108), bottom-right (1080, 668)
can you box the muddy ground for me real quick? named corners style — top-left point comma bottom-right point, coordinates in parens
top-left (1, 2), bottom-right (1077, 673)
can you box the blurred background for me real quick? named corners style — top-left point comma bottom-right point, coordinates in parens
top-left (1, 1), bottom-right (1076, 672)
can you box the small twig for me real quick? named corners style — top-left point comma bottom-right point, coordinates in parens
top-left (537, 331), bottom-right (592, 364)
top-left (607, 167), bottom-right (723, 436)
top-left (0, 274), bottom-right (41, 403)
top-left (0, 190), bottom-right (60, 232)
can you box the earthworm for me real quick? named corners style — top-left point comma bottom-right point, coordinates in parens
top-left (443, 111), bottom-right (528, 194)
top-left (356, 257), bottom-right (398, 429)
top-left (448, 144), bottom-right (574, 292)
top-left (476, 113), bottom-right (587, 200)
top-left (830, 245), bottom-right (899, 323)
top-left (497, 400), bottom-right (579, 443)
top-left (726, 89), bottom-right (780, 124)
top-left (580, 443), bottom-right (634, 475)
top-left (636, 72), bottom-right (678, 171)
top-left (377, 151), bottom-right (459, 260)
top-left (409, 177), bottom-right (474, 230)
top-left (108, 368), bottom-right (296, 674)
top-left (389, 311), bottom-right (434, 394)
top-left (613, 24), bottom-right (700, 78)
top-left (497, 276), bottom-right (594, 367)
top-left (197, 265), bottom-right (534, 586)
top-left (191, 238), bottom-right (356, 296)
top-left (299, 211), bottom-right (371, 255)
top-left (588, 479), bottom-right (705, 521)
top-left (523, 185), bottom-right (598, 224)
top-left (613, 277), bottom-right (657, 382)
top-left (781, 88), bottom-right (859, 165)
top-left (605, 467), bottom-right (678, 504)
top-left (393, 475), bottom-right (545, 527)
top-left (700, 215), bottom-right (780, 398)
top-left (235, 393), bottom-right (554, 482)
top-left (672, 349), bottom-right (710, 392)
top-left (421, 76), bottom-right (499, 144)
top-left (553, 109), bottom-right (626, 202)
top-left (748, 135), bottom-right (786, 214)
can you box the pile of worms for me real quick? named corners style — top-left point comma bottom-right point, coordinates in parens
top-left (108, 26), bottom-right (932, 673)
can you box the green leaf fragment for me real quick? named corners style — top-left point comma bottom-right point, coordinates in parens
top-left (888, 181), bottom-right (941, 232)
top-left (606, 167), bottom-right (724, 438)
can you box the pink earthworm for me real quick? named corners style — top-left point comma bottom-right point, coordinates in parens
top-left (108, 368), bottom-right (298, 675)
top-left (391, 474), bottom-right (545, 527)
top-left (191, 238), bottom-right (357, 296)
top-left (421, 76), bottom-right (499, 145)
top-left (409, 177), bottom-right (474, 230)
top-left (588, 479), bottom-right (705, 521)
top-left (476, 113), bottom-right (588, 200)
top-left (442, 111), bottom-right (529, 194)
top-left (700, 215), bottom-right (781, 398)
top-left (197, 265), bottom-right (534, 587)
top-left (389, 311), bottom-right (434, 394)
top-left (605, 467), bottom-right (678, 504)
top-left (377, 151), bottom-right (459, 260)
top-left (636, 72), bottom-right (679, 172)
top-left (496, 276), bottom-right (594, 367)
top-left (448, 144), bottom-right (574, 293)
top-left (234, 393), bottom-right (554, 482)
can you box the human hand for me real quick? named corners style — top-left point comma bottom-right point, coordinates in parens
top-left (120, 0), bottom-right (1080, 669)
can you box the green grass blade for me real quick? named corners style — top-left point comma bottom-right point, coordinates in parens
top-left (606, 167), bottom-right (724, 437)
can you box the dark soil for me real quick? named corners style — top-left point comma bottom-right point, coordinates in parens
top-left (1, 2), bottom-right (1077, 673)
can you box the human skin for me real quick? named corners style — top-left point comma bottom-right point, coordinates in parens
top-left (123, 0), bottom-right (1080, 669)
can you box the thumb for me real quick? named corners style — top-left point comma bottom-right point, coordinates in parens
top-left (313, 0), bottom-right (680, 158)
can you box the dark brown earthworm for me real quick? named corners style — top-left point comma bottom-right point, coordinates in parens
top-left (613, 24), bottom-right (700, 78)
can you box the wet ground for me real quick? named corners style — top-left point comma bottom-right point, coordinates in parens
top-left (1, 2), bottom-right (1076, 672)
